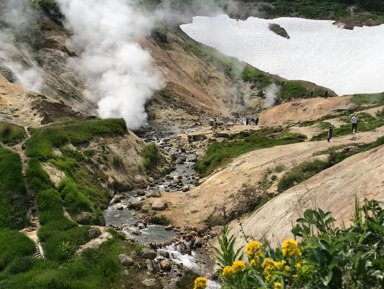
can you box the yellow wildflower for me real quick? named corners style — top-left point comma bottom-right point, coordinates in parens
top-left (194, 277), bottom-right (207, 289)
top-left (262, 258), bottom-right (275, 268)
top-left (282, 239), bottom-right (301, 257)
top-left (284, 266), bottom-right (290, 271)
top-left (245, 241), bottom-right (262, 258)
top-left (295, 263), bottom-right (301, 268)
top-left (250, 259), bottom-right (260, 267)
top-left (292, 274), bottom-right (299, 278)
top-left (232, 260), bottom-right (245, 273)
top-left (222, 266), bottom-right (234, 278)
top-left (274, 282), bottom-right (282, 289)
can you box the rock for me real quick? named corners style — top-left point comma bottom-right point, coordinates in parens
top-left (75, 212), bottom-right (97, 224)
top-left (152, 200), bottom-right (168, 211)
top-left (113, 214), bottom-right (121, 218)
top-left (116, 204), bottom-right (124, 210)
top-left (141, 278), bottom-right (157, 287)
top-left (159, 251), bottom-right (170, 258)
top-left (138, 223), bottom-right (146, 230)
top-left (160, 259), bottom-right (172, 272)
top-left (194, 237), bottom-right (203, 248)
top-left (165, 225), bottom-right (173, 231)
top-left (0, 64), bottom-right (19, 83)
top-left (268, 23), bottom-right (290, 39)
top-left (87, 229), bottom-right (99, 239)
top-left (184, 225), bottom-right (191, 231)
top-left (141, 248), bottom-right (157, 260)
top-left (146, 259), bottom-right (154, 271)
top-left (131, 230), bottom-right (141, 235)
top-left (182, 185), bottom-right (189, 192)
top-left (136, 190), bottom-right (146, 196)
top-left (128, 201), bottom-right (142, 210)
top-left (146, 191), bottom-right (161, 198)
top-left (118, 254), bottom-right (133, 266)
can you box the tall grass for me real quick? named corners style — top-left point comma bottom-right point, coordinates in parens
top-left (0, 147), bottom-right (29, 230)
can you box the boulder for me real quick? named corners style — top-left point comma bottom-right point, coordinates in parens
top-left (141, 278), bottom-right (157, 287)
top-left (116, 204), bottom-right (124, 210)
top-left (118, 254), bottom-right (133, 266)
top-left (87, 229), bottom-right (99, 239)
top-left (146, 191), bottom-right (161, 198)
top-left (160, 259), bottom-right (172, 272)
top-left (152, 200), bottom-right (168, 211)
top-left (141, 248), bottom-right (157, 260)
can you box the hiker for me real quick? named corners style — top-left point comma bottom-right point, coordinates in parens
top-left (325, 90), bottom-right (328, 98)
top-left (310, 90), bottom-right (314, 97)
top-left (255, 116), bottom-right (259, 125)
top-left (327, 123), bottom-right (333, 142)
top-left (351, 113), bottom-right (358, 133)
top-left (212, 119), bottom-right (217, 132)
top-left (245, 117), bottom-right (249, 125)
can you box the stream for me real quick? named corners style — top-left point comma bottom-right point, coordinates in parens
top-left (103, 127), bottom-right (222, 289)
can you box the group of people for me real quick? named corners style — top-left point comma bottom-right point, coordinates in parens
top-left (245, 117), bottom-right (259, 126)
top-left (328, 113), bottom-right (358, 142)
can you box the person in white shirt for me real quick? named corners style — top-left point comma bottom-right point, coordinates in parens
top-left (351, 113), bottom-right (358, 133)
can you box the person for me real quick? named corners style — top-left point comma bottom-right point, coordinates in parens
top-left (212, 119), bottom-right (217, 132)
top-left (245, 117), bottom-right (249, 125)
top-left (325, 90), bottom-right (328, 98)
top-left (351, 113), bottom-right (358, 133)
top-left (310, 90), bottom-right (314, 97)
top-left (255, 116), bottom-right (259, 125)
top-left (327, 123), bottom-right (333, 142)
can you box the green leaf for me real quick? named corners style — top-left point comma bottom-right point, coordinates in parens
top-left (320, 270), bottom-right (333, 286)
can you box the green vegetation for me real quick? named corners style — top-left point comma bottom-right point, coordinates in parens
top-left (351, 93), bottom-right (384, 105)
top-left (277, 159), bottom-right (331, 192)
top-left (311, 111), bottom-right (384, 141)
top-left (208, 199), bottom-right (384, 289)
top-left (31, 0), bottom-right (64, 26)
top-left (279, 81), bottom-right (307, 99)
top-left (278, 135), bottom-right (384, 192)
top-left (0, 147), bottom-right (29, 230)
top-left (25, 119), bottom-right (127, 160)
top-left (0, 230), bottom-right (35, 271)
top-left (241, 65), bottom-right (272, 89)
top-left (149, 214), bottom-right (171, 225)
top-left (0, 122), bottom-right (26, 145)
top-left (143, 143), bottom-right (161, 171)
top-left (195, 128), bottom-right (306, 177)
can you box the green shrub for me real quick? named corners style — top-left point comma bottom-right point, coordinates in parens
top-left (352, 93), bottom-right (384, 105)
top-left (0, 122), bottom-right (26, 145)
top-left (150, 215), bottom-right (171, 225)
top-left (26, 159), bottom-right (55, 193)
top-left (7, 257), bottom-right (35, 274)
top-left (0, 230), bottom-right (35, 270)
top-left (143, 143), bottom-right (160, 171)
top-left (36, 189), bottom-right (65, 225)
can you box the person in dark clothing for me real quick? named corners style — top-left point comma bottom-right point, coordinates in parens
top-left (255, 116), bottom-right (259, 125)
top-left (325, 90), bottom-right (328, 98)
top-left (327, 123), bottom-right (333, 142)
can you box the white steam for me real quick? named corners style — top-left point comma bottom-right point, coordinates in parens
top-left (263, 84), bottom-right (279, 108)
top-left (0, 1), bottom-right (44, 92)
top-left (56, 0), bottom-right (165, 129)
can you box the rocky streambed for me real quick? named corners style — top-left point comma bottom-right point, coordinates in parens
top-left (103, 126), bottom-right (222, 288)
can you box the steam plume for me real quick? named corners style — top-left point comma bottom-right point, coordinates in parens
top-left (0, 0), bottom-right (44, 92)
top-left (56, 0), bottom-right (165, 129)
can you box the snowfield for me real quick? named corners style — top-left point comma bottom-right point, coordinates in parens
top-left (180, 15), bottom-right (384, 95)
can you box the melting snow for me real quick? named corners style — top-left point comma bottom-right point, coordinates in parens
top-left (180, 15), bottom-right (384, 95)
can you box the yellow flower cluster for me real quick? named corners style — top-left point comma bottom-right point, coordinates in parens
top-left (295, 263), bottom-right (302, 268)
top-left (222, 260), bottom-right (245, 278)
top-left (245, 241), bottom-right (262, 258)
top-left (261, 258), bottom-right (286, 282)
top-left (282, 239), bottom-right (301, 257)
top-left (222, 266), bottom-right (234, 278)
top-left (274, 282), bottom-right (282, 289)
top-left (232, 260), bottom-right (245, 273)
top-left (194, 277), bottom-right (207, 289)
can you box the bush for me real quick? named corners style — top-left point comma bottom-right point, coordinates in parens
top-left (143, 143), bottom-right (160, 171)
top-left (210, 200), bottom-right (384, 289)
top-left (241, 65), bottom-right (272, 88)
top-left (7, 257), bottom-right (35, 274)
top-left (0, 230), bottom-right (35, 270)
top-left (150, 215), bottom-right (171, 225)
